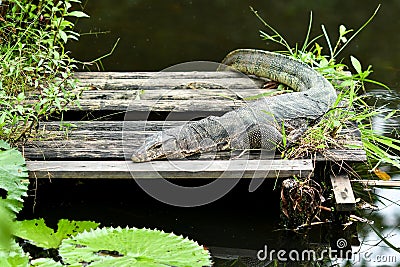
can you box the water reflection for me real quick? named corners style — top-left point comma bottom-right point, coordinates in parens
top-left (372, 112), bottom-right (398, 136)
top-left (369, 88), bottom-right (400, 136)
top-left (349, 188), bottom-right (400, 267)
top-left (369, 89), bottom-right (400, 109)
top-left (69, 0), bottom-right (400, 87)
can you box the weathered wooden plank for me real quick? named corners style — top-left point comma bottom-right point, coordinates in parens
top-left (23, 139), bottom-right (366, 162)
top-left (32, 129), bottom-right (365, 150)
top-left (26, 159), bottom-right (313, 179)
top-left (320, 149), bottom-right (367, 162)
top-left (38, 121), bottom-right (364, 136)
top-left (61, 99), bottom-right (243, 112)
top-left (73, 71), bottom-right (248, 79)
top-left (22, 142), bottom-right (277, 160)
top-left (78, 88), bottom-right (271, 101)
top-left (28, 119), bottom-right (366, 162)
top-left (75, 78), bottom-right (265, 90)
top-left (22, 142), bottom-right (129, 159)
top-left (330, 174), bottom-right (356, 211)
top-left (37, 121), bottom-right (185, 131)
top-left (34, 130), bottom-right (127, 141)
top-left (36, 120), bottom-right (364, 138)
top-left (351, 180), bottom-right (400, 187)
top-left (22, 149), bottom-right (273, 161)
top-left (24, 139), bottom-right (128, 148)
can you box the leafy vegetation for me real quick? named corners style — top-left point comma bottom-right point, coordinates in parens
top-left (251, 5), bottom-right (400, 171)
top-left (59, 227), bottom-right (211, 267)
top-left (0, 240), bottom-right (30, 267)
top-left (0, 140), bottom-right (29, 216)
top-left (250, 6), bottom-right (400, 265)
top-left (0, 0), bottom-right (85, 143)
top-left (0, 139), bottom-right (211, 266)
top-left (14, 219), bottom-right (99, 249)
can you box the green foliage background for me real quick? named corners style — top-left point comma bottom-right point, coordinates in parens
top-left (0, 0), bottom-right (83, 142)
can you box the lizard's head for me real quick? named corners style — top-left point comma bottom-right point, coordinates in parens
top-left (131, 132), bottom-right (182, 163)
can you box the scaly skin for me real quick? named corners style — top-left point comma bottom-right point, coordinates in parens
top-left (131, 49), bottom-right (337, 162)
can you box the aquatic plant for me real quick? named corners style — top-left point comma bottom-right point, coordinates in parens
top-left (0, 240), bottom-right (30, 267)
top-left (0, 139), bottom-right (211, 266)
top-left (0, 140), bottom-right (30, 265)
top-left (59, 227), bottom-right (211, 267)
top-left (0, 141), bottom-right (29, 264)
top-left (0, 140), bottom-right (29, 217)
top-left (14, 219), bottom-right (99, 249)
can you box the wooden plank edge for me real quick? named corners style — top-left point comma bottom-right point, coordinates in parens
top-left (330, 174), bottom-right (356, 211)
top-left (27, 159), bottom-right (313, 179)
top-left (73, 71), bottom-right (246, 79)
top-left (351, 180), bottom-right (400, 187)
top-left (317, 149), bottom-right (367, 162)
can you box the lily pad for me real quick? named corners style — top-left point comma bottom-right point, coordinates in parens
top-left (0, 240), bottom-right (29, 267)
top-left (0, 202), bottom-right (13, 250)
top-left (59, 227), bottom-right (212, 267)
top-left (30, 258), bottom-right (63, 267)
top-left (0, 141), bottom-right (29, 216)
top-left (14, 219), bottom-right (99, 249)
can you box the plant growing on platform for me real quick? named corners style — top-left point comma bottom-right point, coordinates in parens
top-left (0, 0), bottom-right (88, 142)
top-left (251, 5), bottom-right (400, 171)
top-left (251, 5), bottom-right (400, 262)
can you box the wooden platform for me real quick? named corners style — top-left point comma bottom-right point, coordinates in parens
top-left (22, 71), bottom-right (366, 209)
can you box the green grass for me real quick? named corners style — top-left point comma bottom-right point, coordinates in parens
top-left (0, 0), bottom-right (88, 143)
top-left (251, 4), bottom-right (400, 171)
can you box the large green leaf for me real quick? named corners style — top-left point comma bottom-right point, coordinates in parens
top-left (0, 239), bottom-right (29, 267)
top-left (0, 141), bottom-right (29, 216)
top-left (14, 219), bottom-right (99, 249)
top-left (30, 258), bottom-right (63, 267)
top-left (0, 201), bottom-right (13, 250)
top-left (59, 227), bottom-right (212, 267)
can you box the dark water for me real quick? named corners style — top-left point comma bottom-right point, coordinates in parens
top-left (68, 0), bottom-right (400, 88)
top-left (48, 0), bottom-right (400, 266)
